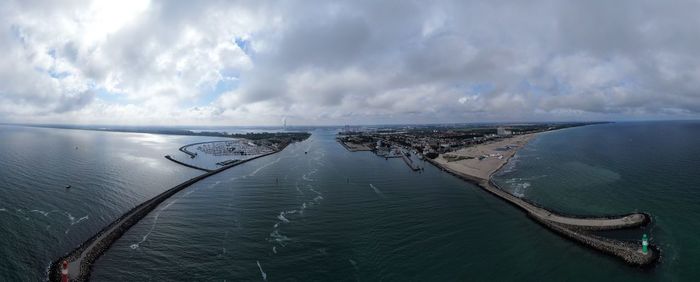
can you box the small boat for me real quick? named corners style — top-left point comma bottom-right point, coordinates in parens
top-left (65, 185), bottom-right (71, 189)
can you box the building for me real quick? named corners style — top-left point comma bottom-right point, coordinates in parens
top-left (497, 127), bottom-right (512, 136)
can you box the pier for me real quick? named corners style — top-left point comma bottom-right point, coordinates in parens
top-left (49, 151), bottom-right (279, 281)
top-left (425, 158), bottom-right (659, 266)
top-left (401, 155), bottom-right (421, 171)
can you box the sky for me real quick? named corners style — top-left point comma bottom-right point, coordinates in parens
top-left (1, 0), bottom-right (699, 126)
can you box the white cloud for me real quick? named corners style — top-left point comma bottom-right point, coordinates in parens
top-left (0, 0), bottom-right (699, 125)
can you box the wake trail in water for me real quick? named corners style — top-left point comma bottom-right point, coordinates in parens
top-left (349, 259), bottom-right (358, 270)
top-left (63, 212), bottom-right (89, 234)
top-left (369, 184), bottom-right (384, 197)
top-left (131, 197), bottom-right (179, 249)
top-left (249, 157), bottom-right (282, 177)
top-left (256, 261), bottom-right (267, 281)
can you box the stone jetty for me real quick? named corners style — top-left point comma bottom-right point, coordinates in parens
top-left (49, 150), bottom-right (278, 281)
top-left (425, 157), bottom-right (659, 266)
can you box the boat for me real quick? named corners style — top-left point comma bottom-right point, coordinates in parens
top-left (65, 185), bottom-right (71, 189)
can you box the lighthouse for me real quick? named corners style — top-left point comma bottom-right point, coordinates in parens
top-left (61, 260), bottom-right (69, 282)
top-left (642, 234), bottom-right (649, 254)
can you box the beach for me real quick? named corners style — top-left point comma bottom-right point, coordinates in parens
top-left (433, 133), bottom-right (536, 180)
top-left (427, 131), bottom-right (657, 266)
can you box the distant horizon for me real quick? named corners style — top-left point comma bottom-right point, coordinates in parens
top-left (3, 118), bottom-right (698, 131)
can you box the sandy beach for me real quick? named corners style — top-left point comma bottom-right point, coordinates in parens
top-left (433, 133), bottom-right (536, 180)
top-left (426, 131), bottom-right (657, 265)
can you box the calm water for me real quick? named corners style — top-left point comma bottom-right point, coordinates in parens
top-left (1, 122), bottom-right (699, 280)
top-left (0, 125), bottom-right (217, 280)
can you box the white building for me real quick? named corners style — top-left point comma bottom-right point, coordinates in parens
top-left (497, 127), bottom-right (512, 136)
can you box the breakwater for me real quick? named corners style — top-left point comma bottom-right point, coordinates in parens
top-left (401, 155), bottom-right (421, 171)
top-left (179, 144), bottom-right (197, 158)
top-left (48, 150), bottom-right (279, 281)
top-left (164, 155), bottom-right (211, 172)
top-left (424, 157), bottom-right (659, 266)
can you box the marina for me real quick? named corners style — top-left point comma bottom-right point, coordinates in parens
top-left (48, 133), bottom-right (310, 281)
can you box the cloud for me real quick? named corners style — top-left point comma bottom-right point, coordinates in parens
top-left (0, 0), bottom-right (699, 125)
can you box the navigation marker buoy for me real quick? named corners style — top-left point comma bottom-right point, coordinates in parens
top-left (642, 234), bottom-right (649, 254)
top-left (61, 260), bottom-right (69, 282)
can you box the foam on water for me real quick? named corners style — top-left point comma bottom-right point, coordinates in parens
top-left (249, 157), bottom-right (282, 177)
top-left (512, 182), bottom-right (531, 198)
top-left (277, 212), bottom-right (290, 223)
top-left (295, 182), bottom-right (304, 195)
top-left (269, 229), bottom-right (290, 245)
top-left (130, 197), bottom-right (180, 249)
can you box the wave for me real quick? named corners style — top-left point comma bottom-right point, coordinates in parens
top-left (0, 208), bottom-right (6, 212)
top-left (256, 261), bottom-right (267, 281)
top-left (272, 246), bottom-right (277, 254)
top-left (309, 188), bottom-right (322, 196)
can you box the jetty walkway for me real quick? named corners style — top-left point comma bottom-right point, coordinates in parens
top-left (49, 151), bottom-right (278, 281)
top-left (426, 158), bottom-right (658, 266)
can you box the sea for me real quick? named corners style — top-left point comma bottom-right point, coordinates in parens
top-left (0, 121), bottom-right (698, 281)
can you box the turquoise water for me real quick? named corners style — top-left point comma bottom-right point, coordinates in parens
top-left (0, 122), bottom-right (698, 280)
top-left (494, 121), bottom-right (700, 280)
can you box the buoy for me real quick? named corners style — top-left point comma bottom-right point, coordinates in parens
top-left (65, 185), bottom-right (71, 189)
top-left (642, 234), bottom-right (649, 254)
top-left (61, 260), bottom-right (69, 282)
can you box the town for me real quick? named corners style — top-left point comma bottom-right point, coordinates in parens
top-left (336, 122), bottom-right (604, 160)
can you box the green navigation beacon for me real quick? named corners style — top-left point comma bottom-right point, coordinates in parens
top-left (642, 234), bottom-right (649, 254)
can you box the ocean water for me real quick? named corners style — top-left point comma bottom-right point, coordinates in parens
top-left (1, 122), bottom-right (699, 280)
top-left (0, 125), bottom-right (217, 280)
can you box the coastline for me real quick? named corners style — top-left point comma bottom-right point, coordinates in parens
top-left (424, 132), bottom-right (659, 266)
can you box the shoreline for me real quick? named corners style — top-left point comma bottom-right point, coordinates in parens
top-left (48, 149), bottom-right (282, 281)
top-left (423, 133), bottom-right (659, 266)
